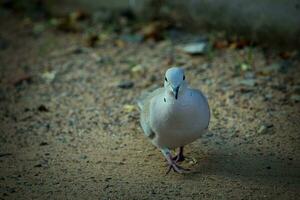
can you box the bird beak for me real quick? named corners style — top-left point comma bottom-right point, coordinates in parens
top-left (172, 86), bottom-right (180, 99)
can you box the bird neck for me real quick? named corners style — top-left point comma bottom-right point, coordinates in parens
top-left (164, 84), bottom-right (188, 104)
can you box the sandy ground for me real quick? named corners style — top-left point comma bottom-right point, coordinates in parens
top-left (0, 10), bottom-right (300, 200)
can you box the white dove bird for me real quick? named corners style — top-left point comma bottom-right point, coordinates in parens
top-left (138, 67), bottom-right (210, 174)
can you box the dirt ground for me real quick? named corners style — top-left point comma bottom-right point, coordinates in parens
top-left (0, 9), bottom-right (299, 200)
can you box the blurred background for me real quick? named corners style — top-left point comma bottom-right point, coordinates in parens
top-left (0, 0), bottom-right (299, 199)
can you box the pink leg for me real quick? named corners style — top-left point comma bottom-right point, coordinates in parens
top-left (173, 146), bottom-right (185, 162)
top-left (161, 148), bottom-right (190, 174)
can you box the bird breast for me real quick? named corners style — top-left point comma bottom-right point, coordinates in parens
top-left (149, 89), bottom-right (210, 149)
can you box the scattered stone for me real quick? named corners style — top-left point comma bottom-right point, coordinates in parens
top-left (80, 155), bottom-right (87, 160)
top-left (11, 73), bottom-right (32, 86)
top-left (38, 105), bottom-right (49, 112)
top-left (271, 84), bottom-right (287, 92)
top-left (290, 95), bottom-right (300, 102)
top-left (258, 126), bottom-right (267, 134)
top-left (292, 85), bottom-right (300, 94)
top-left (279, 60), bottom-right (293, 73)
top-left (257, 123), bottom-right (273, 135)
top-left (240, 63), bottom-right (251, 71)
top-left (90, 55), bottom-right (101, 64)
top-left (188, 157), bottom-right (197, 165)
top-left (50, 46), bottom-right (87, 57)
top-left (123, 104), bottom-right (136, 113)
top-left (41, 71), bottom-right (56, 83)
top-left (117, 81), bottom-right (134, 89)
top-left (120, 34), bottom-right (143, 43)
top-left (205, 132), bottom-right (213, 138)
top-left (258, 63), bottom-right (281, 75)
top-left (0, 153), bottom-right (12, 157)
top-left (264, 93), bottom-right (273, 101)
top-left (239, 79), bottom-right (256, 87)
top-left (105, 177), bottom-right (112, 182)
top-left (33, 23), bottom-right (46, 35)
top-left (84, 33), bottom-right (99, 47)
top-left (182, 42), bottom-right (207, 55)
top-left (131, 64), bottom-right (145, 74)
top-left (39, 142), bottom-right (48, 146)
top-left (204, 79), bottom-right (213, 86)
top-left (34, 164), bottom-right (42, 168)
top-left (92, 10), bottom-right (112, 23)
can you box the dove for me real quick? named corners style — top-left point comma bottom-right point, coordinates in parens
top-left (138, 67), bottom-right (210, 174)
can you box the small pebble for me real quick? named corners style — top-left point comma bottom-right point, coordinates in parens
top-left (40, 142), bottom-right (49, 146)
top-left (80, 155), bottom-right (87, 160)
top-left (118, 81), bottom-right (134, 89)
top-left (257, 123), bottom-right (273, 135)
top-left (240, 79), bottom-right (256, 87)
top-left (290, 95), bottom-right (300, 102)
top-left (38, 105), bottom-right (49, 112)
top-left (182, 42), bottom-right (207, 55)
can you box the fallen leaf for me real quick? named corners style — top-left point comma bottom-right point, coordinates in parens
top-left (131, 64), bottom-right (145, 74)
top-left (84, 33), bottom-right (99, 47)
top-left (213, 40), bottom-right (229, 49)
top-left (279, 51), bottom-right (296, 59)
top-left (41, 71), bottom-right (56, 83)
top-left (11, 73), bottom-right (32, 86)
top-left (70, 10), bottom-right (89, 22)
top-left (139, 21), bottom-right (168, 41)
top-left (123, 104), bottom-right (136, 113)
top-left (229, 38), bottom-right (250, 49)
top-left (52, 17), bottom-right (81, 32)
top-left (240, 63), bottom-right (251, 71)
top-left (114, 39), bottom-right (125, 48)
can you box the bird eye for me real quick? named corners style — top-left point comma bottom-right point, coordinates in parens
top-left (165, 77), bottom-right (168, 82)
top-left (183, 75), bottom-right (185, 80)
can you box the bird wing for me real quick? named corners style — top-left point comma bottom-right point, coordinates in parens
top-left (138, 87), bottom-right (164, 138)
top-left (190, 88), bottom-right (211, 129)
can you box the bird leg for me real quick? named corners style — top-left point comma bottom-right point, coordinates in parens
top-left (173, 146), bottom-right (185, 162)
top-left (161, 148), bottom-right (189, 174)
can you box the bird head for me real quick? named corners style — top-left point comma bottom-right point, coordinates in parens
top-left (164, 67), bottom-right (186, 100)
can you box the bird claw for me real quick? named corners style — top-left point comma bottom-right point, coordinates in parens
top-left (166, 162), bottom-right (190, 175)
top-left (162, 148), bottom-right (190, 175)
top-left (172, 154), bottom-right (185, 163)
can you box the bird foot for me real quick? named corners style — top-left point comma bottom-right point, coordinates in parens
top-left (162, 148), bottom-right (190, 175)
top-left (172, 154), bottom-right (185, 162)
top-left (166, 161), bottom-right (190, 174)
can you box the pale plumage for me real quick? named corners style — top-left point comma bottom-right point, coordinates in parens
top-left (138, 67), bottom-right (210, 173)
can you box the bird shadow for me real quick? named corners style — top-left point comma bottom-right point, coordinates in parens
top-left (182, 144), bottom-right (300, 184)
